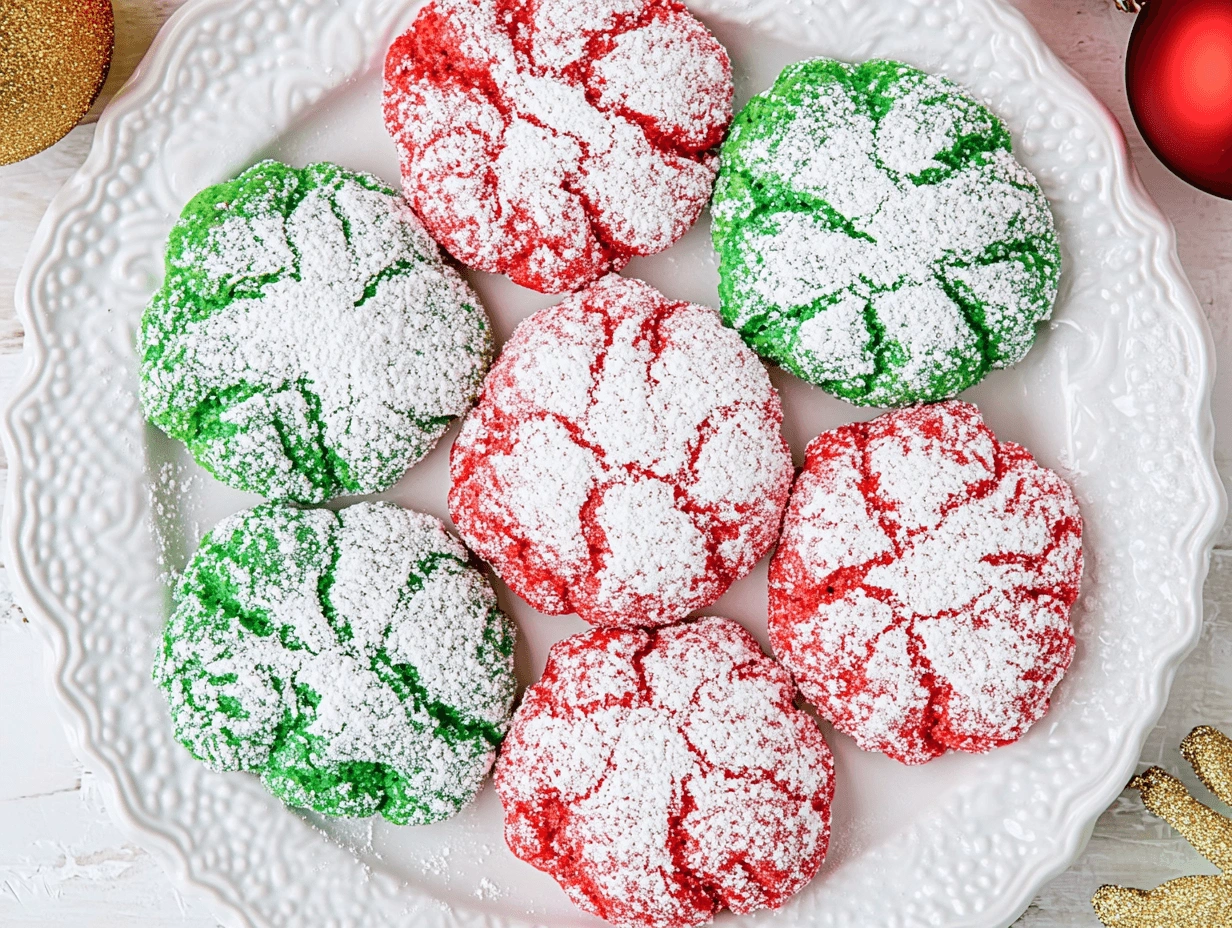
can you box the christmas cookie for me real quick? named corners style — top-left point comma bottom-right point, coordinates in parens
top-left (496, 616), bottom-right (834, 928)
top-left (382, 0), bottom-right (732, 294)
top-left (154, 501), bottom-right (517, 824)
top-left (140, 160), bottom-right (492, 504)
top-left (449, 275), bottom-right (793, 627)
top-left (768, 401), bottom-right (1082, 765)
top-left (712, 58), bottom-right (1061, 407)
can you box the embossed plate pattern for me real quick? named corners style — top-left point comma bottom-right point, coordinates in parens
top-left (3, 0), bottom-right (1224, 926)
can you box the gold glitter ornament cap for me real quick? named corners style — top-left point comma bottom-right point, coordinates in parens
top-left (0, 0), bottom-right (115, 166)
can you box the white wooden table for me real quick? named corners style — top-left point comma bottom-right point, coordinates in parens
top-left (1, 1), bottom-right (1230, 925)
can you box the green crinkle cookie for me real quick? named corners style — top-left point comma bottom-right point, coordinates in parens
top-left (711, 58), bottom-right (1061, 407)
top-left (139, 160), bottom-right (492, 503)
top-left (153, 500), bottom-right (517, 825)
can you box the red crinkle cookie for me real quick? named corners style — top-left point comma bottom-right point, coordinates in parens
top-left (449, 275), bottom-right (794, 627)
top-left (495, 616), bottom-right (834, 928)
top-left (768, 400), bottom-right (1083, 766)
top-left (382, 0), bottom-right (732, 294)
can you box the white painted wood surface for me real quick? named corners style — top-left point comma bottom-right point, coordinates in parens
top-left (1, 1), bottom-right (1229, 925)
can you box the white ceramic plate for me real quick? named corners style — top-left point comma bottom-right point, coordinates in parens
top-left (4, 0), bottom-right (1224, 926)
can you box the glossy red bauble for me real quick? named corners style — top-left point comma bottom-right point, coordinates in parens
top-left (1127, 0), bottom-right (1232, 197)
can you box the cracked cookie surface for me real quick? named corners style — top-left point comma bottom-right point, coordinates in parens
top-left (495, 616), bottom-right (833, 928)
top-left (154, 501), bottom-right (517, 824)
top-left (711, 59), bottom-right (1061, 407)
top-left (448, 275), bottom-right (793, 627)
top-left (382, 0), bottom-right (732, 294)
top-left (139, 159), bottom-right (492, 503)
top-left (768, 401), bottom-right (1082, 765)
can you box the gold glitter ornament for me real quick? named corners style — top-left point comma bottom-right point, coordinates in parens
top-left (1093, 726), bottom-right (1232, 927)
top-left (0, 0), bottom-right (114, 166)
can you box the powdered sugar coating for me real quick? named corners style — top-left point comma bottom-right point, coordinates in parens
top-left (768, 401), bottom-right (1082, 765)
top-left (711, 59), bottom-right (1061, 407)
top-left (140, 160), bottom-right (492, 503)
top-left (382, 0), bottom-right (732, 294)
top-left (449, 275), bottom-right (794, 627)
top-left (495, 616), bottom-right (833, 928)
top-left (154, 501), bottom-right (517, 824)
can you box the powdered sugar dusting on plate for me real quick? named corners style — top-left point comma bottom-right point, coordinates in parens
top-left (768, 401), bottom-right (1083, 765)
top-left (449, 275), bottom-right (794, 627)
top-left (495, 616), bottom-right (834, 928)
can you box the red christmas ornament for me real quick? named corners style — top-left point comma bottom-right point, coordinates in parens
top-left (1126, 0), bottom-right (1232, 197)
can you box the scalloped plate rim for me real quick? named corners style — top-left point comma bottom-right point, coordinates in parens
top-left (964, 3), bottom-right (1226, 922)
top-left (1, 0), bottom-right (1224, 926)
top-left (1, 3), bottom-right (299, 924)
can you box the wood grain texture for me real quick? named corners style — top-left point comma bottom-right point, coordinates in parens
top-left (1, 1), bottom-right (1230, 926)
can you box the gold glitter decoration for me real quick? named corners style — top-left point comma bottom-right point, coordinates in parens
top-left (0, 0), bottom-right (114, 166)
top-left (1093, 726), bottom-right (1232, 927)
